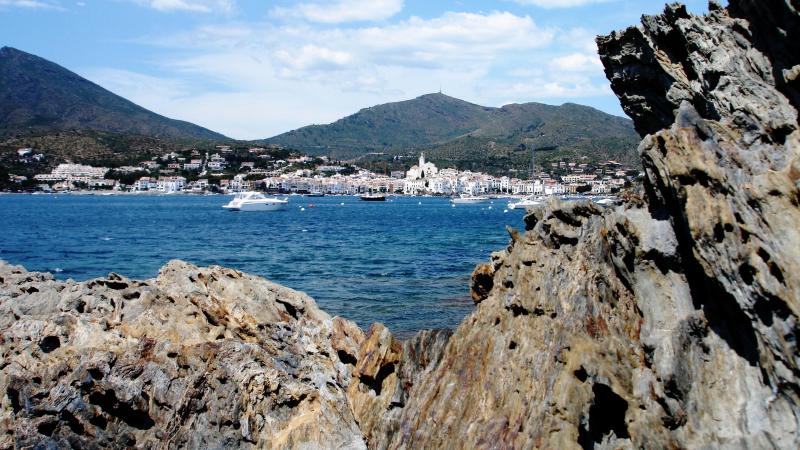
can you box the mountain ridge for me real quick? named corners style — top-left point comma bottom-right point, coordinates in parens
top-left (0, 46), bottom-right (226, 141)
top-left (266, 92), bottom-right (641, 165)
top-left (0, 46), bottom-right (639, 171)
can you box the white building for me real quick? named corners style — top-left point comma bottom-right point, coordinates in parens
top-left (207, 160), bottom-right (226, 171)
top-left (405, 153), bottom-right (438, 181)
top-left (157, 176), bottom-right (186, 193)
top-left (134, 177), bottom-right (158, 191)
top-left (34, 164), bottom-right (109, 182)
top-left (404, 153), bottom-right (440, 194)
top-left (140, 161), bottom-right (161, 170)
top-left (404, 179), bottom-right (426, 195)
top-left (229, 174), bottom-right (251, 192)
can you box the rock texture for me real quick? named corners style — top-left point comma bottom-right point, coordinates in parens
top-left (341, 1), bottom-right (800, 449)
top-left (0, 261), bottom-right (366, 449)
top-left (1, 2), bottom-right (799, 449)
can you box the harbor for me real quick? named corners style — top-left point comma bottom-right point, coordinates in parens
top-left (0, 193), bottom-right (527, 337)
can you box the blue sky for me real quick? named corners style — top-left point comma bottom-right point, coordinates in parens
top-left (1, 0), bottom-right (716, 139)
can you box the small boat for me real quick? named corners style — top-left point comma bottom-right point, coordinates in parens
top-left (450, 195), bottom-right (489, 204)
top-left (360, 193), bottom-right (386, 202)
top-left (306, 193), bottom-right (325, 198)
top-left (223, 191), bottom-right (288, 211)
top-left (508, 196), bottom-right (545, 210)
top-left (593, 197), bottom-right (617, 207)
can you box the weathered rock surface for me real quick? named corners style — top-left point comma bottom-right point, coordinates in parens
top-left (341, 1), bottom-right (800, 449)
top-left (346, 325), bottom-right (451, 449)
top-left (2, 1), bottom-right (799, 449)
top-left (0, 260), bottom-right (366, 449)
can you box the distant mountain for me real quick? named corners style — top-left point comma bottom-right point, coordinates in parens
top-left (0, 47), bottom-right (226, 141)
top-left (423, 101), bottom-right (641, 173)
top-left (266, 93), bottom-right (640, 167)
top-left (268, 94), bottom-right (494, 155)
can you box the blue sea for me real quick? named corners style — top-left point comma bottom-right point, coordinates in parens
top-left (0, 194), bottom-right (524, 337)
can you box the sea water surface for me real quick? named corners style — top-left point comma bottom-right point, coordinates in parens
top-left (0, 194), bottom-right (524, 336)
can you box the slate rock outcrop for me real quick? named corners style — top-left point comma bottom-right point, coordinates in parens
top-left (345, 1), bottom-right (800, 448)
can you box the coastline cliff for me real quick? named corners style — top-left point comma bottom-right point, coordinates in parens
top-left (1, 1), bottom-right (798, 448)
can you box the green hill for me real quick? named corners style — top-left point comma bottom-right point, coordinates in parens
top-left (0, 46), bottom-right (226, 141)
top-left (424, 102), bottom-right (640, 174)
top-left (266, 93), bottom-right (640, 168)
top-left (267, 93), bottom-right (493, 155)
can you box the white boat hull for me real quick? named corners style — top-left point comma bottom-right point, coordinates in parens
top-left (508, 199), bottom-right (543, 209)
top-left (223, 202), bottom-right (286, 211)
top-left (451, 197), bottom-right (488, 204)
top-left (223, 192), bottom-right (288, 211)
top-left (593, 198), bottom-right (616, 206)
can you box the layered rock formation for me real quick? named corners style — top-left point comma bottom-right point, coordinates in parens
top-left (0, 261), bottom-right (367, 449)
top-left (342, 1), bottom-right (800, 448)
top-left (1, 1), bottom-right (798, 449)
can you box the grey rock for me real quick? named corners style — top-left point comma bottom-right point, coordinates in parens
top-left (1, 1), bottom-right (799, 449)
top-left (0, 260), bottom-right (367, 449)
top-left (347, 1), bottom-right (800, 448)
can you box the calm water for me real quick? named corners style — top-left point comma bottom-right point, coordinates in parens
top-left (0, 194), bottom-right (524, 336)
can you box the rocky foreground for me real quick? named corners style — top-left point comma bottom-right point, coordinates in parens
top-left (2, 1), bottom-right (799, 449)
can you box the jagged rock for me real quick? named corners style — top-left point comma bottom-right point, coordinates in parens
top-left (598, 3), bottom-right (800, 441)
top-left (346, 325), bottom-right (451, 449)
top-left (0, 260), bottom-right (366, 449)
top-left (470, 263), bottom-right (495, 304)
top-left (1, 1), bottom-right (799, 449)
top-left (345, 1), bottom-right (799, 449)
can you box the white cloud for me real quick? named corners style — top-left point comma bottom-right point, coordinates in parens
top-left (513, 0), bottom-right (615, 8)
top-left (133, 0), bottom-right (234, 13)
top-left (83, 68), bottom-right (192, 107)
top-left (275, 45), bottom-right (354, 72)
top-left (103, 9), bottom-right (620, 138)
top-left (558, 27), bottom-right (601, 53)
top-left (489, 78), bottom-right (611, 99)
top-left (549, 52), bottom-right (602, 72)
top-left (156, 11), bottom-right (554, 73)
top-left (0, 0), bottom-right (62, 9)
top-left (354, 12), bottom-right (553, 67)
top-left (85, 66), bottom-right (392, 139)
top-left (272, 0), bottom-right (403, 24)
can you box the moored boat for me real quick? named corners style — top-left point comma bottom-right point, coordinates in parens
top-left (450, 194), bottom-right (489, 204)
top-left (508, 196), bottom-right (545, 210)
top-left (360, 193), bottom-right (386, 201)
top-left (593, 197), bottom-right (617, 207)
top-left (223, 192), bottom-right (288, 211)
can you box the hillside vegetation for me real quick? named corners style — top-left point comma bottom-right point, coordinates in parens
top-left (267, 93), bottom-right (640, 168)
top-left (0, 47), bottom-right (225, 141)
top-left (0, 46), bottom-right (640, 179)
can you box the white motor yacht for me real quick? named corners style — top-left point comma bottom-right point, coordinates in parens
top-left (508, 196), bottom-right (545, 210)
top-left (450, 194), bottom-right (489, 204)
top-left (223, 192), bottom-right (288, 211)
top-left (593, 197), bottom-right (617, 207)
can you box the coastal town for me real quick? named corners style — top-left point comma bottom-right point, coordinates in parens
top-left (6, 145), bottom-right (640, 197)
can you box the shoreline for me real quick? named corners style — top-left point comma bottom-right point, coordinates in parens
top-left (0, 190), bottom-right (619, 201)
